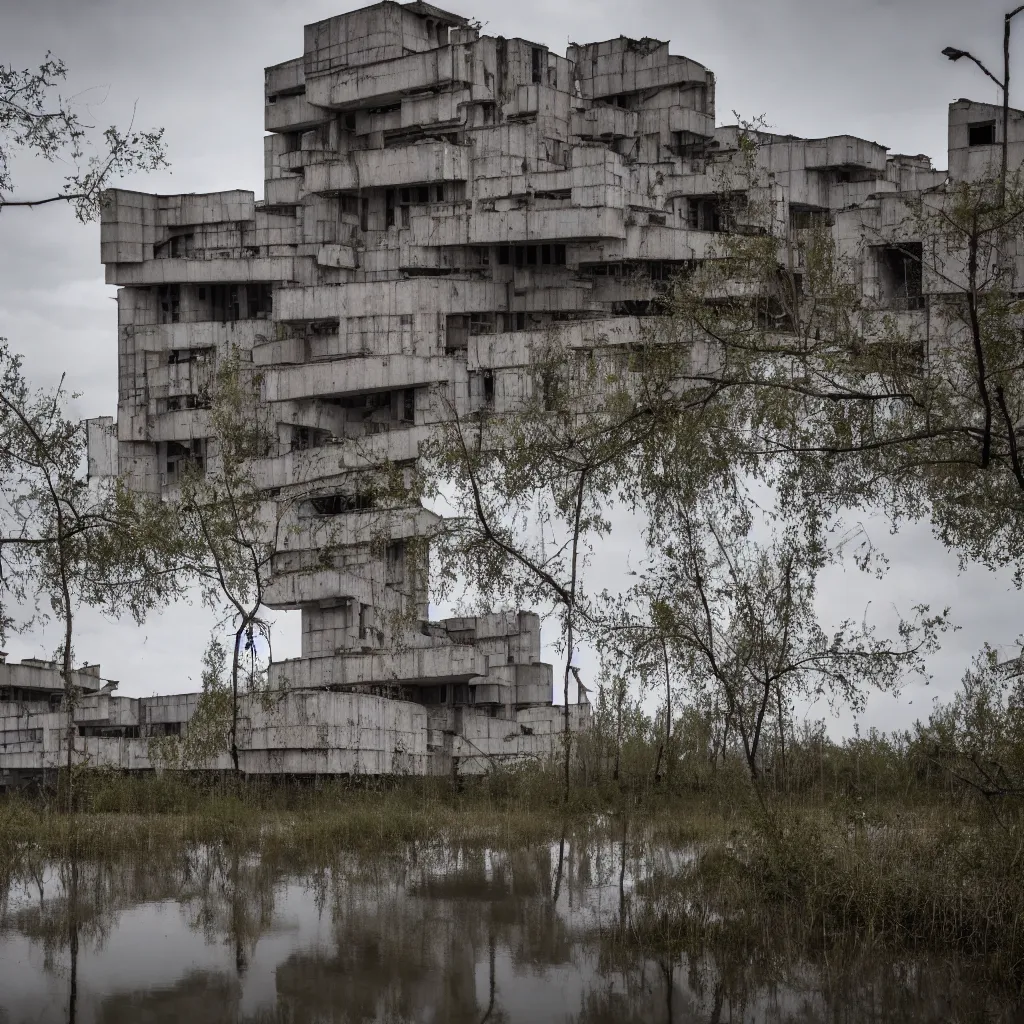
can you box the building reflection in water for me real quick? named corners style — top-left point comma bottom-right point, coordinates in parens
top-left (0, 830), bottom-right (1018, 1023)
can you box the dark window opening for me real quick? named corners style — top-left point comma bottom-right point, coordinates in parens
top-left (483, 370), bottom-right (495, 406)
top-left (385, 542), bottom-right (405, 586)
top-left (446, 314), bottom-right (469, 352)
top-left (165, 439), bottom-right (206, 478)
top-left (687, 197), bottom-right (723, 232)
top-left (158, 284), bottom-right (180, 324)
top-left (417, 186), bottom-right (430, 203)
top-left (344, 113), bottom-right (357, 131)
top-left (497, 246), bottom-right (511, 265)
top-left (310, 492), bottom-right (375, 516)
top-left (148, 722), bottom-right (182, 738)
top-left (340, 194), bottom-right (359, 216)
top-left (385, 189), bottom-right (396, 228)
top-left (402, 388), bottom-right (415, 423)
top-left (969, 121), bottom-right (996, 147)
top-left (834, 169), bottom-right (852, 184)
top-left (531, 47), bottom-right (544, 85)
top-left (790, 207), bottom-right (833, 231)
top-left (168, 347), bottom-right (211, 366)
top-left (469, 312), bottom-right (496, 335)
top-left (360, 197), bottom-right (369, 231)
top-left (878, 242), bottom-right (924, 310)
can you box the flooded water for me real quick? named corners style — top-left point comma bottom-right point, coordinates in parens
top-left (0, 830), bottom-right (1020, 1023)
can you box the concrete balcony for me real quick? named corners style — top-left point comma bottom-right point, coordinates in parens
top-left (469, 207), bottom-right (625, 244)
top-left (275, 277), bottom-right (497, 322)
top-left (263, 354), bottom-right (451, 403)
top-left (303, 160), bottom-right (359, 193)
top-left (467, 317), bottom-right (646, 370)
top-left (264, 568), bottom-right (375, 609)
top-left (282, 507), bottom-right (441, 554)
top-left (305, 45), bottom-right (471, 110)
top-left (668, 105), bottom-right (714, 138)
top-left (131, 319), bottom-right (273, 355)
top-left (355, 142), bottom-right (470, 188)
top-left (268, 644), bottom-right (489, 690)
top-left (803, 135), bottom-right (889, 172)
top-left (265, 176), bottom-right (302, 206)
top-left (105, 256), bottom-right (297, 287)
top-left (250, 428), bottom-right (429, 489)
top-left (572, 106), bottom-right (638, 140)
top-left (266, 57), bottom-right (304, 98)
top-left (265, 93), bottom-right (327, 133)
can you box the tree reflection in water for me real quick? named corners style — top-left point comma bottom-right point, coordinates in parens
top-left (0, 827), bottom-right (1018, 1023)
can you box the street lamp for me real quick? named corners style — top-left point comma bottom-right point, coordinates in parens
top-left (943, 5), bottom-right (1024, 206)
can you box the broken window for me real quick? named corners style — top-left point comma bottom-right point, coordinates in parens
top-left (164, 439), bottom-right (206, 480)
top-left (340, 194), bottom-right (359, 216)
top-left (790, 207), bottom-right (833, 231)
top-left (167, 347), bottom-right (212, 365)
top-left (247, 283), bottom-right (273, 319)
top-left (878, 242), bottom-right (924, 310)
top-left (310, 492), bottom-right (375, 516)
top-left (687, 197), bottom-right (723, 232)
top-left (469, 312), bottom-right (496, 335)
top-left (157, 284), bottom-right (180, 324)
top-left (360, 197), bottom-right (369, 231)
top-left (293, 426), bottom-right (329, 451)
top-left (483, 370), bottom-right (495, 406)
top-left (531, 47), bottom-right (544, 85)
top-left (385, 189), bottom-right (396, 228)
top-left (969, 121), bottom-right (996, 146)
top-left (402, 388), bottom-right (415, 423)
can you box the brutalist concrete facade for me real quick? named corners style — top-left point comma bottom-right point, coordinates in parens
top-left (6, 2), bottom-right (1019, 780)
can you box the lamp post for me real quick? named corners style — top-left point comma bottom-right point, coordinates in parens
top-left (943, 5), bottom-right (1024, 206)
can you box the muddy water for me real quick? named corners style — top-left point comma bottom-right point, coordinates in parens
top-left (0, 833), bottom-right (1019, 1023)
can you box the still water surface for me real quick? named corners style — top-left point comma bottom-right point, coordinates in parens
top-left (0, 831), bottom-right (1019, 1023)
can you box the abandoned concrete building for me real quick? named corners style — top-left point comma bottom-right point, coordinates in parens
top-left (2, 0), bottom-right (1020, 782)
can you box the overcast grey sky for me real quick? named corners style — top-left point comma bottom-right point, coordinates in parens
top-left (1, 0), bottom-right (1021, 732)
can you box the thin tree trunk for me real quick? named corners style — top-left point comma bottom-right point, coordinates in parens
top-left (67, 854), bottom-right (79, 1024)
top-left (61, 559), bottom-right (75, 814)
top-left (653, 638), bottom-right (671, 786)
top-left (230, 623), bottom-right (244, 775)
top-left (562, 613), bottom-right (573, 804)
top-left (775, 685), bottom-right (787, 793)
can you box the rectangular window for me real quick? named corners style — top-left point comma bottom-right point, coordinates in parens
top-left (497, 245), bottom-right (510, 265)
top-left (417, 186), bottom-right (430, 203)
top-left (158, 284), bottom-right (180, 324)
top-left (969, 121), bottom-right (996, 146)
top-left (385, 189), bottom-right (396, 228)
top-left (531, 48), bottom-right (543, 85)
top-left (360, 197), bottom-right (369, 231)
top-left (878, 242), bottom-right (924, 310)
